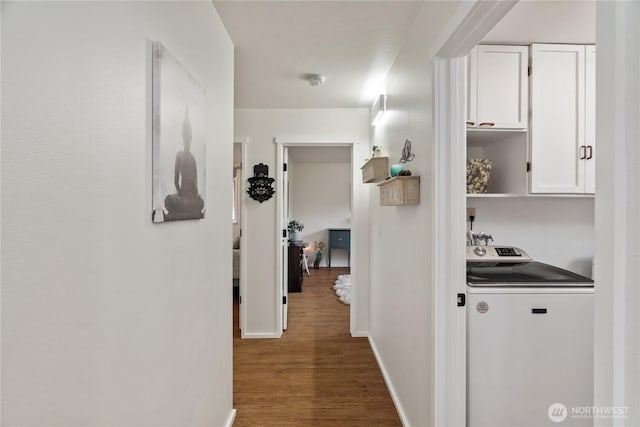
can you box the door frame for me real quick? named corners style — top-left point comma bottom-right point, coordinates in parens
top-left (235, 137), bottom-right (249, 338)
top-left (432, 2), bottom-right (517, 425)
top-left (274, 138), bottom-right (357, 335)
top-left (281, 146), bottom-right (289, 331)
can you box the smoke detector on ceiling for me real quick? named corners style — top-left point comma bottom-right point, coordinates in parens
top-left (307, 74), bottom-right (326, 87)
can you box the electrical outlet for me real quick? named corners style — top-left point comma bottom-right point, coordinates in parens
top-left (467, 207), bottom-right (476, 221)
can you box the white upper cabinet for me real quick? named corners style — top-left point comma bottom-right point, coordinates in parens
top-left (530, 44), bottom-right (595, 194)
top-left (467, 45), bottom-right (529, 129)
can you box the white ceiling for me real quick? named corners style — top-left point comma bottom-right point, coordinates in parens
top-left (214, 1), bottom-right (595, 110)
top-left (213, 1), bottom-right (423, 108)
top-left (482, 1), bottom-right (595, 44)
top-left (288, 146), bottom-right (351, 164)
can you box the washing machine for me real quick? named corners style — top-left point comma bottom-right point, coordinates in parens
top-left (466, 245), bottom-right (594, 427)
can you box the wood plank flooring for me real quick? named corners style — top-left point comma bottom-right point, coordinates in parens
top-left (233, 268), bottom-right (401, 426)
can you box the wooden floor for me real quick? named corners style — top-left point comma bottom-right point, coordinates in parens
top-left (233, 268), bottom-right (401, 426)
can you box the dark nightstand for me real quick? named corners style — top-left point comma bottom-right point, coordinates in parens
top-left (288, 244), bottom-right (303, 292)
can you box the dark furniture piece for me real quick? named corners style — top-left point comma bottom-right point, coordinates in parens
top-left (328, 228), bottom-right (351, 268)
top-left (288, 244), bottom-right (303, 292)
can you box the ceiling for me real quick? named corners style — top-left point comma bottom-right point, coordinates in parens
top-left (482, 1), bottom-right (595, 44)
top-left (288, 146), bottom-right (351, 164)
top-left (213, 1), bottom-right (423, 109)
top-left (214, 1), bottom-right (595, 110)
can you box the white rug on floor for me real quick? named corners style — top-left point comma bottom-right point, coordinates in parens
top-left (333, 274), bottom-right (351, 305)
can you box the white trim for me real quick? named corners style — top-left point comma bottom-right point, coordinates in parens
top-left (273, 137), bottom-right (359, 336)
top-left (432, 2), bottom-right (518, 426)
top-left (433, 55), bottom-right (468, 427)
top-left (235, 138), bottom-right (250, 339)
top-left (223, 409), bottom-right (237, 427)
top-left (273, 136), bottom-right (355, 145)
top-left (275, 141), bottom-right (285, 334)
top-left (594, 3), bottom-right (640, 426)
top-left (241, 332), bottom-right (282, 339)
top-left (368, 336), bottom-right (409, 426)
top-left (351, 331), bottom-right (368, 338)
top-left (437, 1), bottom-right (517, 57)
top-left (348, 142), bottom-right (357, 336)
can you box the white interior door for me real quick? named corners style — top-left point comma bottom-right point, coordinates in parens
top-left (281, 147), bottom-right (289, 331)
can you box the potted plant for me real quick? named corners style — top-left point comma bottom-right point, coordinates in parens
top-left (372, 145), bottom-right (382, 157)
top-left (287, 220), bottom-right (304, 244)
top-left (313, 241), bottom-right (326, 269)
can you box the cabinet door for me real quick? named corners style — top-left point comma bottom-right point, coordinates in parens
top-left (530, 44), bottom-right (585, 193)
top-left (584, 46), bottom-right (596, 194)
top-left (476, 45), bottom-right (529, 129)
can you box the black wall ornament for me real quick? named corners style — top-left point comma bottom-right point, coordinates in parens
top-left (247, 163), bottom-right (275, 203)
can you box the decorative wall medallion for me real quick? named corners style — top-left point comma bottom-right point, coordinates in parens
top-left (247, 163), bottom-right (275, 203)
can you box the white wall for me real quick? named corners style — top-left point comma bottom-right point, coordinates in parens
top-left (2, 2), bottom-right (234, 426)
top-left (367, 2), bottom-right (483, 426)
top-left (594, 2), bottom-right (640, 425)
top-left (289, 155), bottom-right (351, 268)
top-left (234, 108), bottom-right (370, 337)
top-left (467, 198), bottom-right (595, 277)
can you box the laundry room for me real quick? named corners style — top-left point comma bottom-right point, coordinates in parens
top-left (465, 1), bottom-right (595, 278)
top-left (464, 2), bottom-right (596, 426)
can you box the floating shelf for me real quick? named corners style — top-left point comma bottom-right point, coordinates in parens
top-left (361, 157), bottom-right (389, 183)
top-left (378, 176), bottom-right (420, 206)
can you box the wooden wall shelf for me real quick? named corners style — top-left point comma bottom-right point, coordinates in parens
top-left (378, 176), bottom-right (420, 206)
top-left (361, 157), bottom-right (389, 183)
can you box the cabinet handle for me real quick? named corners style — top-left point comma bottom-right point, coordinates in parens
top-left (466, 121), bottom-right (475, 126)
top-left (478, 122), bottom-right (495, 127)
top-left (587, 145), bottom-right (593, 160)
top-left (579, 145), bottom-right (586, 160)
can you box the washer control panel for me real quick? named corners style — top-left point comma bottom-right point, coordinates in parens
top-left (467, 246), bottom-right (531, 262)
top-left (495, 247), bottom-right (521, 257)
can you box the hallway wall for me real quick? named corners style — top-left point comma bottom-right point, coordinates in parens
top-left (367, 2), bottom-right (475, 425)
top-left (2, 2), bottom-right (235, 425)
top-left (234, 108), bottom-right (370, 337)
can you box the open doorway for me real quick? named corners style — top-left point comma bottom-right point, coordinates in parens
top-left (276, 142), bottom-right (355, 335)
top-left (434, 1), bottom-right (597, 425)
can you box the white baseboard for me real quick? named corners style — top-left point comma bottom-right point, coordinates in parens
top-left (224, 408), bottom-right (237, 427)
top-left (241, 331), bottom-right (281, 339)
top-left (351, 330), bottom-right (368, 338)
top-left (368, 336), bottom-right (409, 426)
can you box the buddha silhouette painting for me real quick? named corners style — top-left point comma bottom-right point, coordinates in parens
top-left (151, 41), bottom-right (206, 223)
top-left (162, 107), bottom-right (205, 221)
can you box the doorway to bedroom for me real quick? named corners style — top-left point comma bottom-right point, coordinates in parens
top-left (282, 145), bottom-right (353, 330)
